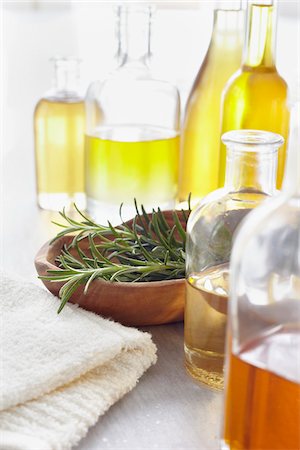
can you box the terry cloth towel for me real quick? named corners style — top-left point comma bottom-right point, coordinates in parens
top-left (0, 274), bottom-right (157, 450)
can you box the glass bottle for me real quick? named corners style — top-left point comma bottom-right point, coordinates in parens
top-left (178, 2), bottom-right (244, 208)
top-left (85, 5), bottom-right (180, 223)
top-left (34, 57), bottom-right (85, 211)
top-left (219, 0), bottom-right (289, 190)
top-left (221, 101), bottom-right (300, 449)
top-left (184, 129), bottom-right (283, 390)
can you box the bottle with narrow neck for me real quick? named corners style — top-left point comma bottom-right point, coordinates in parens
top-left (178, 2), bottom-right (244, 208)
top-left (119, 5), bottom-right (151, 66)
top-left (219, 0), bottom-right (290, 189)
top-left (85, 5), bottom-right (180, 224)
top-left (221, 103), bottom-right (300, 450)
top-left (184, 129), bottom-right (283, 390)
top-left (34, 57), bottom-right (85, 211)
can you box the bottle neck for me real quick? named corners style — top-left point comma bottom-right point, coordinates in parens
top-left (53, 59), bottom-right (80, 95)
top-left (225, 147), bottom-right (278, 195)
top-left (243, 0), bottom-right (277, 70)
top-left (118, 5), bottom-right (152, 65)
top-left (210, 8), bottom-right (244, 49)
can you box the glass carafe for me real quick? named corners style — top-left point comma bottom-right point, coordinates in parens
top-left (34, 57), bottom-right (85, 211)
top-left (85, 4), bottom-right (180, 223)
top-left (221, 102), bottom-right (300, 449)
top-left (219, 0), bottom-right (290, 189)
top-left (184, 129), bottom-right (283, 389)
top-left (178, 2), bottom-right (244, 208)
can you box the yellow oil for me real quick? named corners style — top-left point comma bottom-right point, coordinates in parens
top-left (219, 3), bottom-right (289, 189)
top-left (178, 9), bottom-right (243, 207)
top-left (34, 98), bottom-right (85, 210)
top-left (85, 125), bottom-right (179, 218)
top-left (184, 264), bottom-right (229, 390)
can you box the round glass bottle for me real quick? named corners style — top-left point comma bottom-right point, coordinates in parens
top-left (178, 1), bottom-right (244, 208)
top-left (184, 129), bottom-right (283, 389)
top-left (85, 5), bottom-right (180, 223)
top-left (34, 57), bottom-right (85, 211)
top-left (221, 102), bottom-right (300, 449)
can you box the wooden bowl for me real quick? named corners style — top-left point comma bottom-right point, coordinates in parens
top-left (35, 210), bottom-right (187, 326)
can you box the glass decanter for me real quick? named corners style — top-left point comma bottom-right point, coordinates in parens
top-left (184, 129), bottom-right (284, 389)
top-left (34, 57), bottom-right (85, 211)
top-left (178, 1), bottom-right (244, 208)
top-left (219, 0), bottom-right (290, 189)
top-left (85, 4), bottom-right (180, 223)
top-left (221, 101), bottom-right (300, 449)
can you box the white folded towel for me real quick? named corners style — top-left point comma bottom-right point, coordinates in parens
top-left (0, 274), bottom-right (157, 450)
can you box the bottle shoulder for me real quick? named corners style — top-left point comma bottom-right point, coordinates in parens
top-left (231, 193), bottom-right (300, 265)
top-left (186, 49), bottom-right (242, 106)
top-left (187, 189), bottom-right (269, 235)
top-left (186, 189), bottom-right (270, 271)
top-left (34, 96), bottom-right (84, 118)
top-left (35, 89), bottom-right (84, 105)
top-left (224, 67), bottom-right (288, 98)
top-left (86, 66), bottom-right (179, 101)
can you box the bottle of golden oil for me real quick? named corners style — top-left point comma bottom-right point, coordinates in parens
top-left (34, 57), bottom-right (85, 211)
top-left (85, 5), bottom-right (180, 223)
top-left (178, 2), bottom-right (244, 208)
top-left (219, 0), bottom-right (290, 189)
top-left (185, 129), bottom-right (283, 390)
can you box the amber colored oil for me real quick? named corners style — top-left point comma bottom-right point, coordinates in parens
top-left (184, 264), bottom-right (229, 390)
top-left (222, 329), bottom-right (300, 450)
top-left (34, 98), bottom-right (85, 210)
top-left (219, 4), bottom-right (289, 189)
top-left (85, 125), bottom-right (179, 215)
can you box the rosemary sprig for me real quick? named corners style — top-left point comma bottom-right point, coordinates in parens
top-left (40, 199), bottom-right (191, 313)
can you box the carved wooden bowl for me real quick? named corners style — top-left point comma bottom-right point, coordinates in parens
top-left (35, 210), bottom-right (187, 326)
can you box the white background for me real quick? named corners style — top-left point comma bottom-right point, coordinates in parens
top-left (3, 0), bottom-right (300, 160)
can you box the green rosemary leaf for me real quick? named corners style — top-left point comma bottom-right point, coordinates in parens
top-left (156, 208), bottom-right (171, 235)
top-left (141, 204), bottom-right (151, 225)
top-left (58, 276), bottom-right (86, 313)
top-left (172, 211), bottom-right (186, 244)
top-left (83, 270), bottom-right (102, 294)
top-left (73, 203), bottom-right (99, 226)
top-left (134, 199), bottom-right (150, 236)
top-left (187, 193), bottom-right (192, 211)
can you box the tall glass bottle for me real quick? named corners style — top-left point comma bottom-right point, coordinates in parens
top-left (178, 2), bottom-right (244, 208)
top-left (85, 5), bottom-right (180, 223)
top-left (219, 0), bottom-right (289, 189)
top-left (34, 57), bottom-right (85, 211)
top-left (184, 129), bottom-right (283, 389)
top-left (221, 102), bottom-right (300, 450)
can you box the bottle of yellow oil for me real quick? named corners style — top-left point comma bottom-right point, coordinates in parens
top-left (85, 5), bottom-right (180, 223)
top-left (219, 0), bottom-right (290, 189)
top-left (34, 57), bottom-right (85, 211)
top-left (178, 2), bottom-right (244, 208)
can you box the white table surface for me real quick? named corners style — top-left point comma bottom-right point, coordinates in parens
top-left (3, 146), bottom-right (223, 450)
